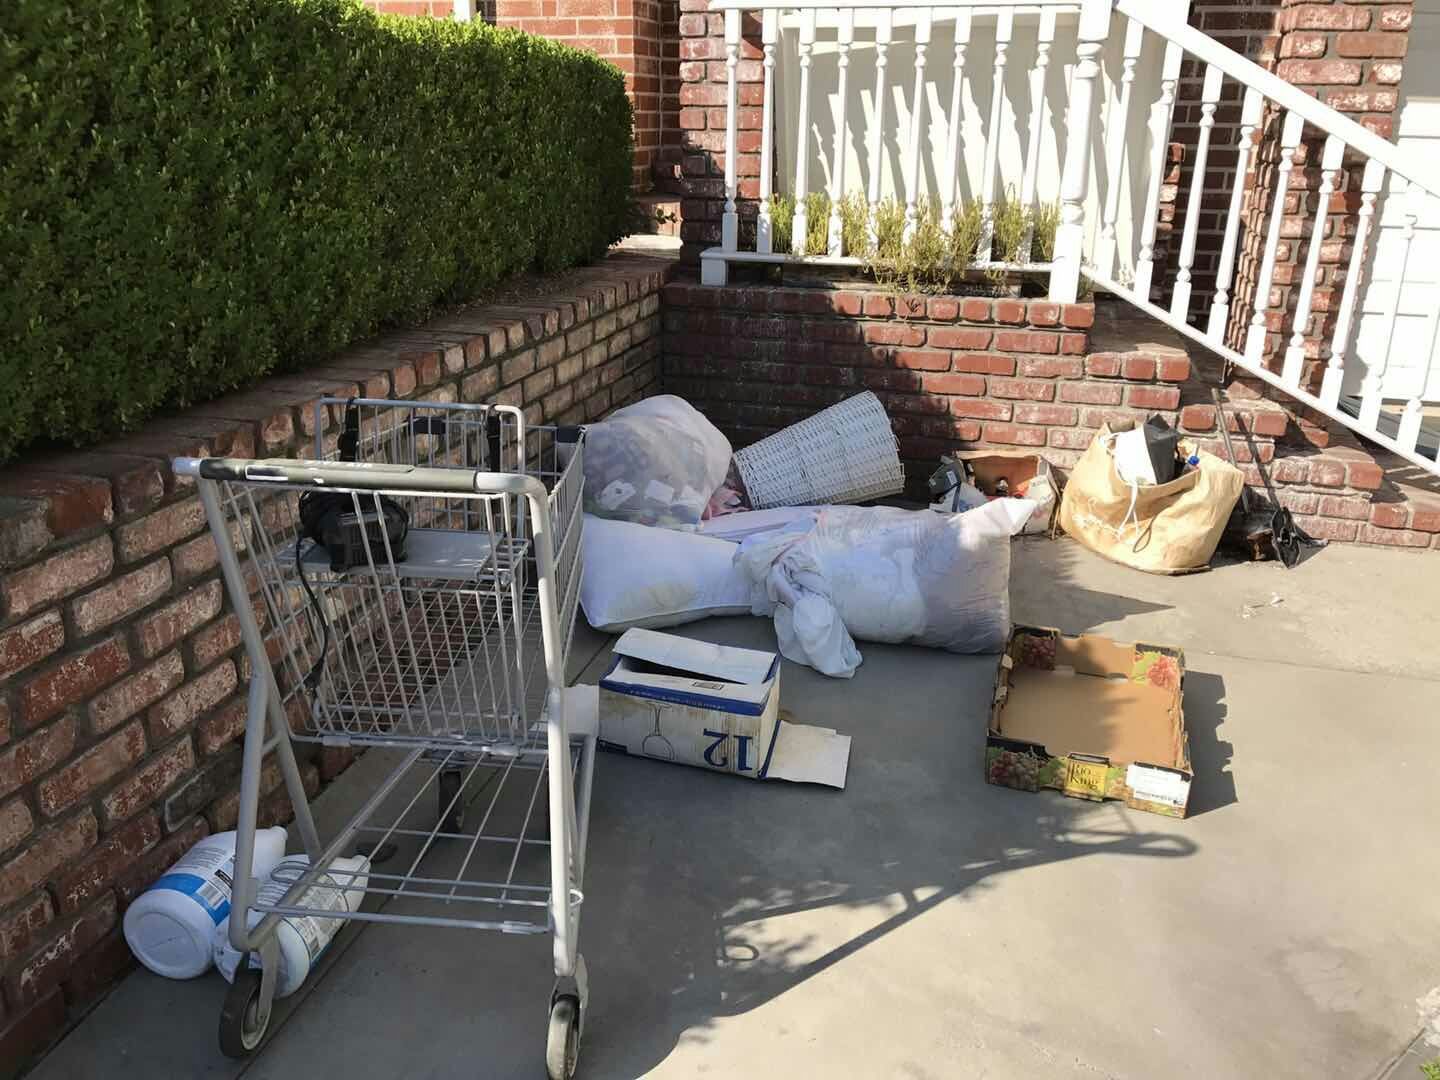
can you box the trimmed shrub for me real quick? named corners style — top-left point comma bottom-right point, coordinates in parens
top-left (0, 0), bottom-right (633, 460)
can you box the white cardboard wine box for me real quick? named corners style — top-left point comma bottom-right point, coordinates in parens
top-left (597, 629), bottom-right (849, 788)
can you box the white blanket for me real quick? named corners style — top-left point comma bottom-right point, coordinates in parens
top-left (734, 501), bottom-right (1014, 678)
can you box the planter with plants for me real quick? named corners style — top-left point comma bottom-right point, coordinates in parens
top-left (763, 189), bottom-right (1061, 299)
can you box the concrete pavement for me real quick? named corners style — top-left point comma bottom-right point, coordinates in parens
top-left (31, 538), bottom-right (1440, 1079)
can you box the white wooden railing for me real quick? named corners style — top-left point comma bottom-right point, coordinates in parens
top-left (1091, 0), bottom-right (1440, 476)
top-left (698, 0), bottom-right (1440, 476)
top-left (706, 0), bottom-right (1079, 283)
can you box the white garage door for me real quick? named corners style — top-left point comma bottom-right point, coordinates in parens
top-left (1346, 1), bottom-right (1440, 404)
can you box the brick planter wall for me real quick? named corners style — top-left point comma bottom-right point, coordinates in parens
top-left (663, 280), bottom-right (1440, 548)
top-left (0, 254), bottom-right (671, 1072)
top-left (663, 281), bottom-right (1161, 477)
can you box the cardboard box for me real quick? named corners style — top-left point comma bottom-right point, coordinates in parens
top-left (957, 451), bottom-right (1057, 535)
top-left (598, 629), bottom-right (849, 787)
top-left (985, 625), bottom-right (1192, 817)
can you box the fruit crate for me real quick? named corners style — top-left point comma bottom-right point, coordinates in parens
top-left (984, 625), bottom-right (1193, 819)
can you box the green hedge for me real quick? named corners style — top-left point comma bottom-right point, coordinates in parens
top-left (0, 0), bottom-right (633, 460)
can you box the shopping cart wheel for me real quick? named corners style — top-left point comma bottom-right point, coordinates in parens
top-left (545, 995), bottom-right (581, 1079)
top-left (219, 968), bottom-right (270, 1058)
top-left (438, 767), bottom-right (464, 833)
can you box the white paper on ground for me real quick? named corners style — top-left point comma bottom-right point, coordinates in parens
top-left (613, 627), bottom-right (775, 685)
top-left (766, 720), bottom-right (850, 788)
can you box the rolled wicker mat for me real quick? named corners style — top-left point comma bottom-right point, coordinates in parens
top-left (733, 391), bottom-right (905, 510)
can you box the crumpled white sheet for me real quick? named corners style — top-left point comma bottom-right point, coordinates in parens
top-left (734, 500), bottom-right (1015, 678)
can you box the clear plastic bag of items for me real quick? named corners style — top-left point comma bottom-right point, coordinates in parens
top-left (582, 395), bottom-right (732, 530)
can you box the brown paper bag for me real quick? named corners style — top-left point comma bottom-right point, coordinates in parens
top-left (1058, 422), bottom-right (1245, 574)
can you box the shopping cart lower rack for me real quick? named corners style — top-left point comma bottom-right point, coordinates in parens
top-left (174, 400), bottom-right (593, 1078)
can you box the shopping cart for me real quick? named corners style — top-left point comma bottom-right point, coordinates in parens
top-left (174, 399), bottom-right (593, 1078)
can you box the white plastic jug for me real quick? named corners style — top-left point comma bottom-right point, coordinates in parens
top-left (213, 854), bottom-right (370, 998)
top-left (123, 826), bottom-right (288, 979)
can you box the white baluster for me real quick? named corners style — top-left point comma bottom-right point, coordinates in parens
top-left (791, 8), bottom-right (817, 255)
top-left (867, 10), bottom-right (894, 248)
top-left (1397, 398), bottom-right (1425, 455)
top-left (1050, 0), bottom-right (1109, 302)
top-left (757, 9), bottom-right (779, 255)
top-left (1282, 134), bottom-right (1344, 387)
top-left (828, 10), bottom-right (856, 256)
top-left (1399, 266), bottom-right (1440, 452)
top-left (1321, 159), bottom-right (1384, 409)
top-left (940, 9), bottom-right (973, 233)
top-left (1133, 38), bottom-right (1183, 301)
top-left (1245, 111), bottom-right (1305, 364)
top-left (903, 9), bottom-right (934, 243)
top-left (453, 0), bottom-right (474, 21)
top-left (1094, 16), bottom-right (1144, 277)
top-left (1406, 207), bottom-right (1440, 451)
top-left (722, 8), bottom-right (741, 256)
top-left (1208, 87), bottom-right (1263, 340)
top-left (1360, 179), bottom-right (1419, 432)
top-left (1019, 9), bottom-right (1058, 261)
top-left (1170, 64), bottom-right (1223, 320)
top-left (979, 10), bottom-right (1014, 262)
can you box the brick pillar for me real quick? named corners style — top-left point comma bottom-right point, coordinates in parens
top-left (677, 2), bottom-right (763, 260)
top-left (1225, 0), bottom-right (1410, 393)
top-left (486, 0), bottom-right (660, 188)
top-left (1164, 1), bottom-right (1284, 316)
top-left (631, 0), bottom-right (665, 188)
top-left (362, 1), bottom-right (458, 14)
top-left (362, 1), bottom-right (659, 187)
top-left (656, 0), bottom-right (683, 187)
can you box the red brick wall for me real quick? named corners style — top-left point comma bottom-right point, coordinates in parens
top-left (662, 281), bottom-right (1440, 546)
top-left (364, 0), bottom-right (666, 189)
top-left (676, 0), bottom-right (764, 258)
top-left (664, 282), bottom-right (1126, 473)
top-left (492, 0), bottom-right (664, 188)
top-left (633, 0), bottom-right (666, 187)
top-left (658, 0), bottom-right (683, 185)
top-left (0, 256), bottom-right (670, 1073)
top-left (1226, 2), bottom-right (1408, 389)
top-left (1159, 2), bottom-right (1285, 315)
top-left (362, 0), bottom-right (456, 15)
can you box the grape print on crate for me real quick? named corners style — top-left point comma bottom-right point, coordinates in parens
top-left (987, 748), bottom-right (1043, 792)
top-left (1132, 650), bottom-right (1181, 691)
top-left (1015, 630), bottom-right (1058, 671)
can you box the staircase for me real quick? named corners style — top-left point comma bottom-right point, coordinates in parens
top-left (695, 0), bottom-right (1440, 480)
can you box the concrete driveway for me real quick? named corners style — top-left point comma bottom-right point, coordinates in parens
top-left (31, 538), bottom-right (1440, 1079)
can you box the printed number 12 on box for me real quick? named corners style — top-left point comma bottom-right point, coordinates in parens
top-left (598, 630), bottom-right (783, 779)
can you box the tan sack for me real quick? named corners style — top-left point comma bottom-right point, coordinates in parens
top-left (1058, 422), bottom-right (1244, 574)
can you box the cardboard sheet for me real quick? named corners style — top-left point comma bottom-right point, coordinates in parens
top-left (613, 628), bottom-right (776, 685)
top-left (766, 719), bottom-right (851, 788)
top-left (997, 667), bottom-right (1182, 768)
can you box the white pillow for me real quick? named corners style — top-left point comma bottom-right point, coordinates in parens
top-left (580, 516), bottom-right (753, 632)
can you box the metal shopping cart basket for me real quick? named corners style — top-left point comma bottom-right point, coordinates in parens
top-left (174, 399), bottom-right (593, 1077)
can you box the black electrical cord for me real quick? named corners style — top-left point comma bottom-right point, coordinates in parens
top-left (294, 537), bottom-right (331, 692)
